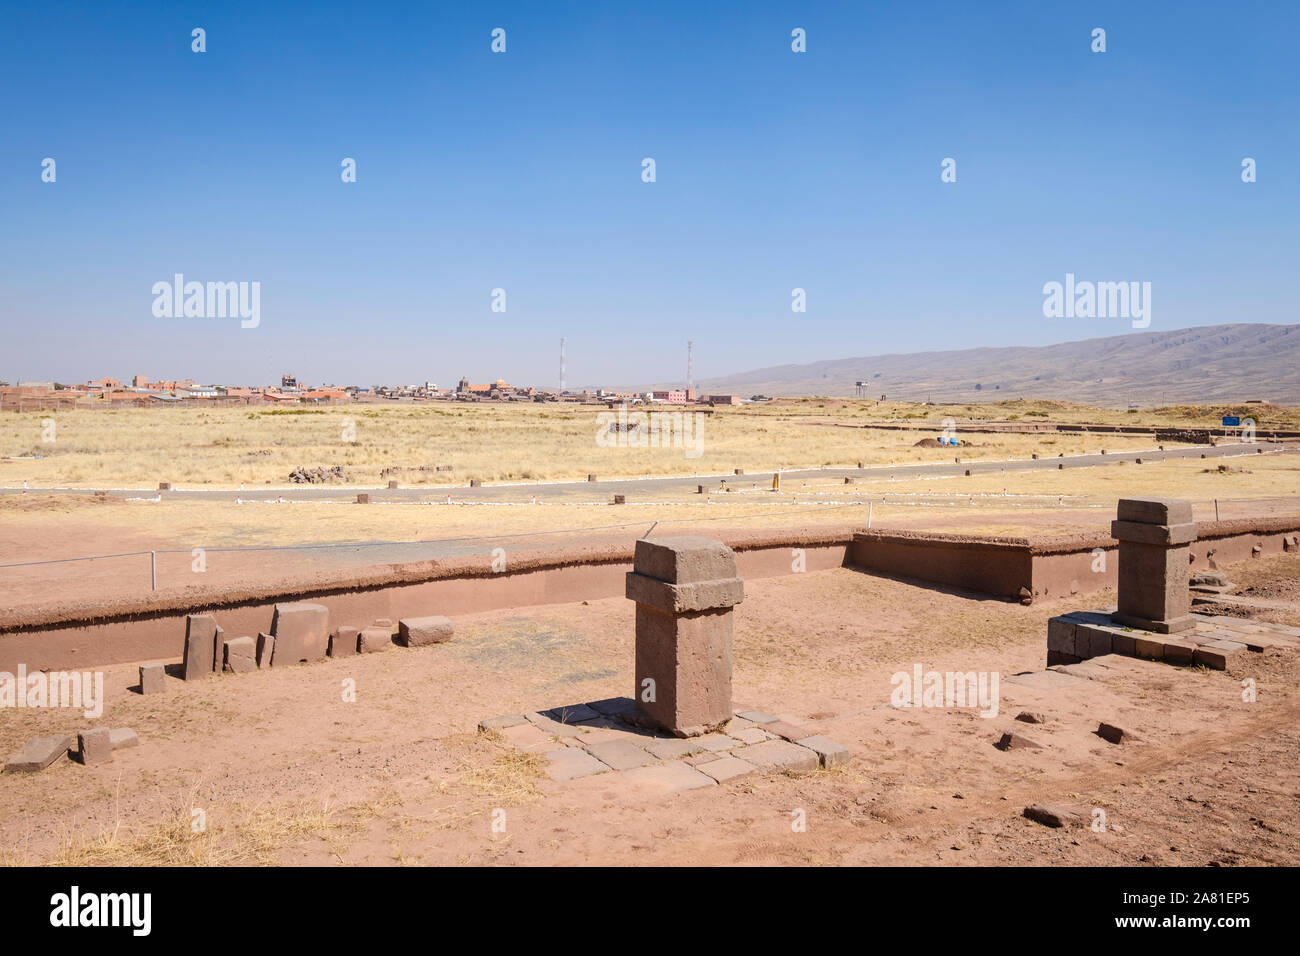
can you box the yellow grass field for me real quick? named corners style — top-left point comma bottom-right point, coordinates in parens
top-left (2, 397), bottom-right (1294, 489)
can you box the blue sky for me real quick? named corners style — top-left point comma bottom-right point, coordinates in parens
top-left (1, 0), bottom-right (1295, 388)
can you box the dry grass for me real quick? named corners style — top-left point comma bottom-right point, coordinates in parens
top-left (4, 397), bottom-right (1292, 489)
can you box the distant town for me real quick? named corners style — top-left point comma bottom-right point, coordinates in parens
top-left (0, 375), bottom-right (757, 412)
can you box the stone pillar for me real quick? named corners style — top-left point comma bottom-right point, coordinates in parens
top-left (625, 536), bottom-right (744, 737)
top-left (1110, 497), bottom-right (1195, 634)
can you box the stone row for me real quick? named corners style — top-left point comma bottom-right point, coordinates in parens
top-left (145, 604), bottom-right (456, 692)
top-left (1047, 610), bottom-right (1296, 671)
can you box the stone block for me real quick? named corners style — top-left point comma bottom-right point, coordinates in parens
top-left (502, 723), bottom-right (566, 753)
top-left (729, 727), bottom-right (772, 745)
top-left (632, 536), bottom-right (738, 585)
top-left (223, 636), bottom-right (257, 673)
top-left (763, 720), bottom-right (816, 743)
top-left (212, 625), bottom-right (226, 673)
top-left (546, 748), bottom-right (611, 781)
top-left (995, 732), bottom-right (1042, 751)
top-left (731, 739), bottom-right (819, 773)
top-left (643, 737), bottom-right (705, 760)
top-left (182, 614), bottom-right (218, 680)
top-left (735, 710), bottom-right (778, 724)
top-left (270, 602), bottom-right (330, 665)
top-left (356, 493), bottom-right (370, 504)
top-left (397, 616), bottom-right (453, 646)
top-left (5, 735), bottom-right (73, 773)
top-left (1023, 804), bottom-right (1084, 828)
top-left (108, 728), bottom-right (139, 750)
top-left (139, 663), bottom-right (166, 695)
top-left (358, 627), bottom-right (392, 653)
top-left (796, 735), bottom-right (849, 768)
top-left (77, 729), bottom-right (113, 766)
top-left (1047, 617), bottom-right (1076, 655)
top-left (1116, 497), bottom-right (1194, 525)
top-left (478, 715), bottom-right (528, 732)
top-left (1096, 723), bottom-right (1124, 744)
top-left (1110, 631), bottom-right (1137, 657)
top-left (618, 762), bottom-right (717, 795)
top-left (329, 626), bottom-right (359, 657)
top-left (1133, 636), bottom-right (1164, 659)
top-left (584, 739), bottom-right (655, 770)
top-left (696, 755), bottom-right (757, 783)
top-left (624, 573), bottom-right (745, 614)
top-left (1161, 641), bottom-right (1196, 665)
top-left (544, 703), bottom-right (601, 724)
top-left (256, 633), bottom-right (275, 668)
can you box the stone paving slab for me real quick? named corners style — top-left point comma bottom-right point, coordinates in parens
top-left (728, 727), bottom-right (774, 745)
top-left (502, 723), bottom-right (566, 753)
top-left (643, 737), bottom-right (707, 761)
top-left (547, 748), bottom-right (612, 781)
top-left (696, 755), bottom-right (757, 783)
top-left (545, 703), bottom-right (601, 724)
top-left (735, 710), bottom-right (778, 724)
top-left (618, 762), bottom-right (716, 795)
top-left (585, 739), bottom-right (656, 770)
top-left (794, 734), bottom-right (849, 768)
top-left (525, 712), bottom-right (584, 738)
top-left (478, 714), bottom-right (528, 732)
top-left (731, 739), bottom-right (820, 773)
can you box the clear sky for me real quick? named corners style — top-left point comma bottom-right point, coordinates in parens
top-left (2, 1), bottom-right (1295, 388)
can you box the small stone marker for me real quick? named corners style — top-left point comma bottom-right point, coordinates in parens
top-left (626, 536), bottom-right (744, 737)
top-left (158, 481), bottom-right (170, 491)
top-left (108, 728), bottom-right (139, 750)
top-left (358, 627), bottom-right (392, 653)
top-left (995, 732), bottom-right (1042, 751)
top-left (4, 734), bottom-right (73, 773)
top-left (1096, 722), bottom-right (1125, 745)
top-left (1023, 804), bottom-right (1083, 828)
top-left (397, 616), bottom-right (453, 646)
top-left (212, 625), bottom-right (227, 673)
top-left (478, 715), bottom-right (528, 732)
top-left (329, 626), bottom-right (359, 657)
top-left (270, 602), bottom-right (330, 665)
top-left (256, 633), bottom-right (275, 669)
top-left (77, 729), bottom-right (113, 766)
top-left (613, 494), bottom-right (625, 505)
top-left (469, 478), bottom-right (482, 488)
top-left (223, 636), bottom-right (257, 673)
top-left (182, 614), bottom-right (219, 681)
top-left (139, 663), bottom-right (166, 695)
top-left (356, 493), bottom-right (370, 504)
top-left (388, 480), bottom-right (399, 489)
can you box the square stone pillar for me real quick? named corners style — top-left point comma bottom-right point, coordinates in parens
top-left (1110, 497), bottom-right (1195, 634)
top-left (625, 536), bottom-right (744, 737)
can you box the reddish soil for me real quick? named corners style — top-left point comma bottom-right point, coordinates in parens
top-left (2, 556), bottom-right (1298, 866)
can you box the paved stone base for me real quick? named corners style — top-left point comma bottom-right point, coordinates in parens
top-left (479, 698), bottom-right (849, 792)
top-left (1047, 609), bottom-right (1300, 671)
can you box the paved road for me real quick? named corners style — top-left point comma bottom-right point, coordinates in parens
top-left (1, 441), bottom-right (1288, 502)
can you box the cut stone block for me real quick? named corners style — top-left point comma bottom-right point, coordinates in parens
top-left (996, 732), bottom-right (1042, 751)
top-left (329, 626), bottom-right (359, 657)
top-left (256, 633), bottom-right (275, 669)
top-left (5, 734), bottom-right (73, 773)
top-left (223, 636), bottom-right (257, 673)
top-left (547, 748), bottom-right (611, 781)
top-left (108, 728), bottom-right (139, 750)
top-left (631, 536), bottom-right (739, 585)
top-left (139, 663), bottom-right (165, 695)
top-left (358, 627), bottom-right (392, 653)
top-left (182, 614), bottom-right (218, 680)
top-left (212, 626), bottom-right (226, 673)
top-left (729, 727), bottom-right (773, 745)
top-left (618, 761), bottom-right (717, 795)
top-left (795, 735), bottom-right (849, 768)
top-left (544, 703), bottom-right (600, 724)
top-left (584, 739), bottom-right (655, 770)
top-left (696, 755), bottom-right (757, 783)
top-left (501, 723), bottom-right (566, 753)
top-left (1096, 722), bottom-right (1124, 744)
top-left (731, 739), bottom-right (819, 773)
top-left (763, 721), bottom-right (815, 743)
top-left (77, 729), bottom-right (113, 766)
top-left (642, 737), bottom-right (705, 760)
top-left (397, 616), bottom-right (453, 647)
top-left (525, 712), bottom-right (584, 738)
top-left (693, 733), bottom-right (741, 752)
top-left (478, 715), bottom-right (528, 732)
top-left (270, 602), bottom-right (330, 665)
top-left (736, 710), bottom-right (778, 724)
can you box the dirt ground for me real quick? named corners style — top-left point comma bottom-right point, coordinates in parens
top-left (3, 552), bottom-right (1298, 866)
